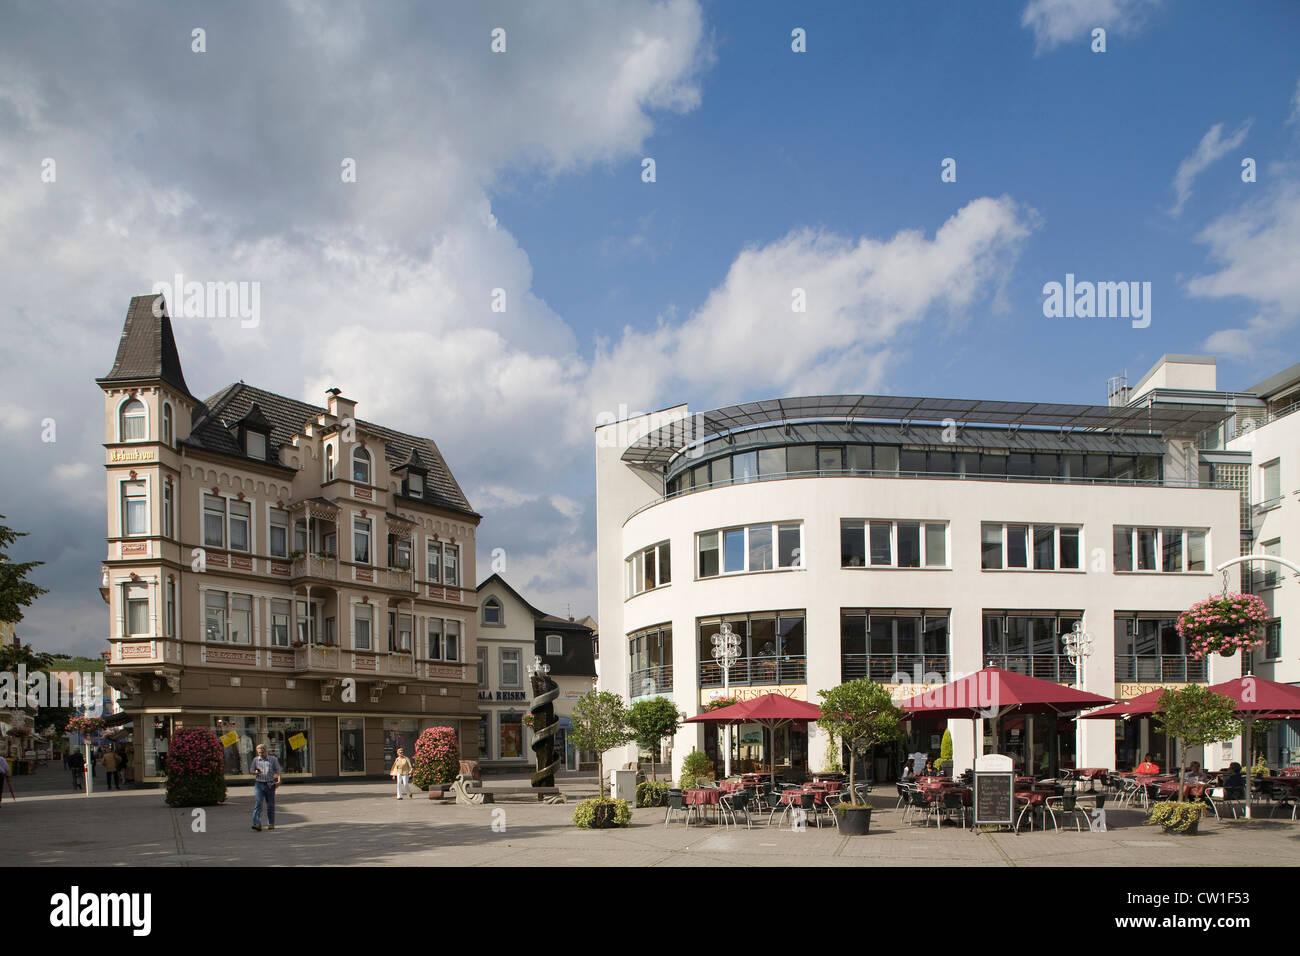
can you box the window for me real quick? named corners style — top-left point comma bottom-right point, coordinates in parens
top-left (246, 431), bottom-right (267, 460)
top-left (325, 444), bottom-right (335, 482)
top-left (478, 716), bottom-right (489, 758)
top-left (444, 545), bottom-right (459, 586)
top-left (352, 446), bottom-right (371, 484)
top-left (339, 717), bottom-right (365, 774)
top-left (294, 519), bottom-right (308, 555)
top-left (203, 495), bottom-right (226, 548)
top-left (393, 611), bottom-right (412, 652)
top-left (124, 583), bottom-right (149, 635)
top-left (162, 480), bottom-right (173, 539)
top-left (1265, 619), bottom-right (1281, 659)
top-left (733, 451), bottom-right (758, 482)
top-left (1113, 527), bottom-right (1208, 574)
top-left (296, 600), bottom-right (316, 644)
top-left (407, 472), bottom-right (423, 498)
top-left (427, 538), bottom-right (441, 582)
top-left (627, 540), bottom-right (672, 596)
top-left (162, 403), bottom-right (173, 448)
top-left (230, 594), bottom-right (252, 644)
top-left (205, 590), bottom-right (227, 642)
top-left (1262, 460), bottom-right (1281, 507)
top-left (428, 618), bottom-right (442, 659)
top-left (228, 500), bottom-right (251, 553)
top-left (499, 713), bottom-right (524, 759)
top-left (843, 520), bottom-right (947, 569)
top-left (501, 648), bottom-right (522, 687)
top-left (270, 600), bottom-right (291, 647)
top-left (269, 509), bottom-right (289, 558)
top-left (482, 597), bottom-right (503, 626)
top-left (165, 579), bottom-right (175, 637)
top-left (391, 536), bottom-right (412, 570)
top-left (477, 647), bottom-right (488, 687)
top-left (353, 516), bottom-right (371, 564)
top-left (697, 523), bottom-right (803, 577)
top-left (1261, 539), bottom-right (1282, 589)
top-left (122, 481), bottom-right (148, 537)
top-left (120, 399), bottom-right (146, 442)
top-left (354, 605), bottom-right (372, 651)
top-left (983, 524), bottom-right (1082, 572)
top-left (445, 620), bottom-right (460, 661)
top-left (546, 634), bottom-right (563, 656)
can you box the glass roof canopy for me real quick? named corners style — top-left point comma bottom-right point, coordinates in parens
top-left (621, 393), bottom-right (1241, 469)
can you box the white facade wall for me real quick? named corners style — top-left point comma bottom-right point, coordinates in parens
top-left (598, 408), bottom-right (1243, 782)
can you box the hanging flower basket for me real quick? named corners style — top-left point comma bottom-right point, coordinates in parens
top-left (522, 713), bottom-right (534, 728)
top-left (1176, 593), bottom-right (1269, 659)
top-left (65, 716), bottom-right (107, 735)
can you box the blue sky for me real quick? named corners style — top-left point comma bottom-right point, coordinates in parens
top-left (0, 0), bottom-right (1298, 653)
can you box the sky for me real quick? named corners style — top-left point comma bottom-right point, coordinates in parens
top-left (1, 0), bottom-right (1298, 656)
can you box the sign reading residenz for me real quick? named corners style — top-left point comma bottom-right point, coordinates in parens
top-left (973, 753), bottom-right (1014, 826)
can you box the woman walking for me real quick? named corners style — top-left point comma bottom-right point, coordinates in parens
top-left (390, 748), bottom-right (413, 799)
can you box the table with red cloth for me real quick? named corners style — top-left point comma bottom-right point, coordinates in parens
top-left (719, 780), bottom-right (744, 792)
top-left (684, 788), bottom-right (722, 824)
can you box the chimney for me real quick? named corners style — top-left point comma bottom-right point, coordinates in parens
top-left (326, 387), bottom-right (356, 423)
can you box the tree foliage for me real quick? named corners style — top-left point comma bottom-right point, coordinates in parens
top-left (626, 696), bottom-right (684, 781)
top-left (569, 689), bottom-right (632, 798)
top-left (1155, 684), bottom-right (1241, 801)
top-left (0, 518), bottom-right (48, 624)
top-left (817, 679), bottom-right (906, 805)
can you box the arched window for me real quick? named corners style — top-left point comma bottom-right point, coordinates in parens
top-left (325, 443), bottom-right (335, 482)
top-left (162, 403), bottom-right (173, 448)
top-left (352, 446), bottom-right (371, 484)
top-left (120, 399), bottom-right (147, 442)
top-left (482, 597), bottom-right (503, 626)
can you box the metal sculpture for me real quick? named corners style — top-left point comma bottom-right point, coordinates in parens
top-left (528, 656), bottom-right (561, 788)
top-left (450, 774), bottom-right (483, 806)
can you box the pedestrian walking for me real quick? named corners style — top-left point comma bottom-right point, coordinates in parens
top-left (250, 744), bottom-right (282, 831)
top-left (103, 748), bottom-right (122, 790)
top-left (68, 750), bottom-right (85, 790)
top-left (390, 748), bottom-right (413, 799)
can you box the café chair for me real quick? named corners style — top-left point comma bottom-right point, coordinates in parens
top-left (664, 789), bottom-right (690, 827)
top-left (905, 790), bottom-right (938, 827)
top-left (720, 789), bottom-right (752, 829)
top-left (1044, 792), bottom-right (1090, 832)
top-left (939, 790), bottom-right (968, 829)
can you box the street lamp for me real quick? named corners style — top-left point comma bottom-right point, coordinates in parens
top-left (711, 622), bottom-right (741, 777)
top-left (1061, 621), bottom-right (1092, 690)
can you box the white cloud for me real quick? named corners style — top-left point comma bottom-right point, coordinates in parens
top-left (1021, 0), bottom-right (1161, 53)
top-left (1289, 78), bottom-right (1300, 127)
top-left (1169, 121), bottom-right (1252, 216)
top-left (51, 462), bottom-right (91, 483)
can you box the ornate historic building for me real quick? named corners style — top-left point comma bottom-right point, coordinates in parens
top-left (99, 294), bottom-right (482, 782)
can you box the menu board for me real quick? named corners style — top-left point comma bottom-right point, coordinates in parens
top-left (974, 772), bottom-right (1014, 826)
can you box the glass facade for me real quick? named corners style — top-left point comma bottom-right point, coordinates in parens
top-left (382, 719), bottom-right (418, 768)
top-left (266, 716), bottom-right (312, 773)
top-left (340, 717), bottom-right (365, 773)
top-left (213, 715), bottom-right (259, 775)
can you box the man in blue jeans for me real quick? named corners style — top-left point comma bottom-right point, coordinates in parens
top-left (250, 744), bottom-right (282, 831)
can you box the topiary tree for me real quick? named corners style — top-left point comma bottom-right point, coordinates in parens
top-left (626, 697), bottom-right (684, 781)
top-left (569, 689), bottom-right (632, 798)
top-left (817, 679), bottom-right (907, 806)
top-left (412, 726), bottom-right (460, 790)
top-left (1154, 684), bottom-right (1241, 802)
top-left (939, 728), bottom-right (953, 770)
top-left (164, 726), bottom-right (227, 807)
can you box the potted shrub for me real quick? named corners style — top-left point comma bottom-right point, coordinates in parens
top-left (163, 726), bottom-right (227, 807)
top-left (817, 679), bottom-right (907, 835)
top-left (678, 748), bottom-right (713, 790)
top-left (413, 726), bottom-right (459, 798)
top-left (568, 689), bottom-right (634, 827)
top-left (1176, 592), bottom-right (1268, 658)
top-left (1146, 801), bottom-right (1206, 834)
top-left (636, 780), bottom-right (670, 808)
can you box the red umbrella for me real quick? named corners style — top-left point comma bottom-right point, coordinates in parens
top-left (1206, 677), bottom-right (1300, 818)
top-left (685, 694), bottom-right (822, 784)
top-left (899, 668), bottom-right (1114, 772)
top-left (1078, 688), bottom-right (1167, 720)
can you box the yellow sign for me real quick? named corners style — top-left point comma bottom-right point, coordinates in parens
top-left (288, 733), bottom-right (307, 750)
top-left (219, 731), bottom-right (239, 748)
top-left (109, 448), bottom-right (154, 463)
top-left (1117, 682), bottom-right (1190, 699)
top-left (699, 685), bottom-right (805, 707)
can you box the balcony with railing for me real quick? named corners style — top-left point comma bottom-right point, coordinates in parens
top-left (386, 567), bottom-right (415, 592)
top-left (1114, 655), bottom-right (1208, 682)
top-left (983, 655), bottom-right (1078, 684)
top-left (629, 665), bottom-right (674, 699)
top-left (840, 654), bottom-right (949, 683)
top-left (291, 553), bottom-right (339, 582)
top-left (699, 655), bottom-right (807, 688)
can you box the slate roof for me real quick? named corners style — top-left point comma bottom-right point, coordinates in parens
top-left (185, 381), bottom-right (476, 515)
top-left (97, 295), bottom-right (195, 399)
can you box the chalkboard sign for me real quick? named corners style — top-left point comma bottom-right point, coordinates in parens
top-left (973, 772), bottom-right (1014, 826)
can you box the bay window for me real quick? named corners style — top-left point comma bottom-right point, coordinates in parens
top-left (697, 522), bottom-right (804, 578)
top-left (122, 481), bottom-right (148, 537)
top-left (120, 399), bottom-right (146, 441)
top-left (162, 480), bottom-right (173, 539)
top-left (627, 540), bottom-right (671, 596)
top-left (354, 605), bottom-right (372, 651)
top-left (124, 583), bottom-right (150, 636)
top-left (353, 516), bottom-right (371, 565)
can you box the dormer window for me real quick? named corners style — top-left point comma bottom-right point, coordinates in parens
top-left (352, 446), bottom-right (371, 484)
top-left (120, 399), bottom-right (146, 442)
top-left (407, 472), bottom-right (424, 498)
top-left (246, 431), bottom-right (267, 460)
top-left (232, 402), bottom-right (272, 463)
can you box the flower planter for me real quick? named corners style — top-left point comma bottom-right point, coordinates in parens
top-left (590, 802), bottom-right (621, 828)
top-left (1162, 819), bottom-right (1199, 835)
top-left (837, 806), bottom-right (873, 835)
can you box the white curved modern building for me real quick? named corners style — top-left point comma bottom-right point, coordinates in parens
top-left (596, 357), bottom-right (1262, 783)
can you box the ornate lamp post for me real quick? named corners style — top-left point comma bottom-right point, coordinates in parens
top-left (1060, 621), bottom-right (1092, 782)
top-left (711, 622), bottom-right (741, 777)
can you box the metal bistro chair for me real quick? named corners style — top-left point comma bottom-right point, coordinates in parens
top-left (720, 789), bottom-right (753, 829)
top-left (811, 788), bottom-right (837, 829)
top-left (664, 789), bottom-right (690, 827)
top-left (1204, 784), bottom-right (1244, 820)
top-left (905, 789), bottom-right (939, 827)
top-left (939, 790), bottom-right (968, 830)
top-left (895, 780), bottom-right (917, 809)
top-left (1044, 791), bottom-right (1090, 832)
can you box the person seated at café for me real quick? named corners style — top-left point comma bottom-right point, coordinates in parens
top-left (1135, 753), bottom-right (1160, 775)
top-left (901, 763), bottom-right (915, 781)
top-left (923, 760), bottom-right (937, 777)
top-left (1222, 762), bottom-right (1245, 794)
top-left (1183, 761), bottom-right (1205, 783)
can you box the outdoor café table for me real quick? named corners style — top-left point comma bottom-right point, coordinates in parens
top-left (684, 788), bottom-right (723, 824)
top-left (1076, 768), bottom-right (1108, 791)
top-left (719, 780), bottom-right (744, 793)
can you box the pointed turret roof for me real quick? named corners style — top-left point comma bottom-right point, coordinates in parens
top-left (97, 294), bottom-right (195, 400)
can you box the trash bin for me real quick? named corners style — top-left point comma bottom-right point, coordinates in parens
top-left (609, 768), bottom-right (636, 803)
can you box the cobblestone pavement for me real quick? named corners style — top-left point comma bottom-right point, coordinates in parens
top-left (7, 772), bottom-right (1300, 867)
